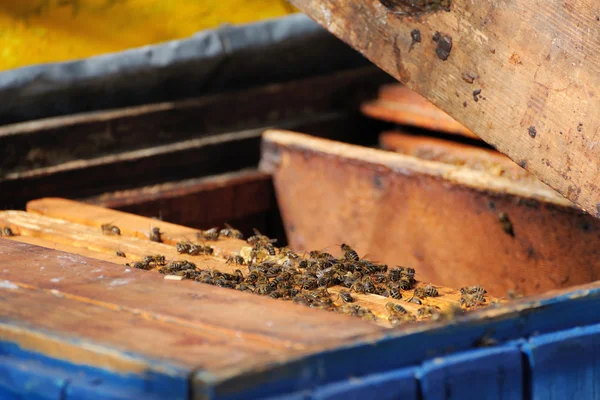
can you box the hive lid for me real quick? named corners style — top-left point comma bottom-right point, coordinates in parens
top-left (289, 0), bottom-right (600, 218)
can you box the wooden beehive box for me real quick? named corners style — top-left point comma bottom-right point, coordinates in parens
top-left (3, 66), bottom-right (600, 399)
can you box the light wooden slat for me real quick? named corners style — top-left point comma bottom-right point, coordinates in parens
top-left (289, 0), bottom-right (600, 219)
top-left (362, 85), bottom-right (477, 138)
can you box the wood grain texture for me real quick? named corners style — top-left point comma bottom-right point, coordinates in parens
top-left (289, 0), bottom-right (600, 218)
top-left (0, 234), bottom-right (383, 350)
top-left (362, 84), bottom-right (477, 138)
top-left (261, 130), bottom-right (600, 296)
top-left (380, 130), bottom-right (532, 183)
top-left (0, 66), bottom-right (388, 175)
top-left (85, 169), bottom-right (277, 236)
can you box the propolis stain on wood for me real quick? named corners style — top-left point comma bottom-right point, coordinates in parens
top-left (0, 0), bottom-right (296, 71)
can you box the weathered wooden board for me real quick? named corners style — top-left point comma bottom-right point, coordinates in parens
top-left (260, 130), bottom-right (600, 296)
top-left (289, 0), bottom-right (600, 219)
top-left (380, 130), bottom-right (530, 182)
top-left (0, 239), bottom-right (386, 375)
top-left (85, 169), bottom-right (279, 237)
top-left (0, 67), bottom-right (387, 175)
top-left (362, 84), bottom-right (477, 138)
top-left (19, 198), bottom-right (486, 324)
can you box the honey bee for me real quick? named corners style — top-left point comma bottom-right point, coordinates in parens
top-left (341, 243), bottom-right (359, 262)
top-left (176, 241), bottom-right (196, 255)
top-left (371, 273), bottom-right (388, 284)
top-left (202, 227), bottom-right (221, 241)
top-left (247, 229), bottom-right (277, 245)
top-left (101, 223), bottom-right (121, 236)
top-left (301, 278), bottom-right (318, 290)
top-left (425, 285), bottom-right (439, 297)
top-left (280, 247), bottom-right (299, 260)
top-left (132, 261), bottom-right (152, 270)
top-left (259, 242), bottom-right (277, 256)
top-left (407, 297), bottom-right (422, 305)
top-left (0, 226), bottom-right (14, 236)
top-left (412, 287), bottom-right (427, 299)
top-left (460, 293), bottom-right (486, 307)
top-left (244, 271), bottom-right (260, 283)
top-left (255, 283), bottom-right (274, 295)
top-left (149, 227), bottom-right (162, 243)
top-left (115, 250), bottom-right (126, 257)
top-left (141, 254), bottom-right (167, 266)
top-left (460, 286), bottom-right (487, 295)
top-left (385, 302), bottom-right (407, 315)
top-left (389, 287), bottom-right (402, 299)
top-left (220, 223), bottom-right (244, 239)
top-left (226, 255), bottom-right (245, 265)
top-left (398, 278), bottom-right (413, 290)
top-left (388, 268), bottom-right (401, 282)
top-left (237, 283), bottom-right (255, 292)
top-left (350, 281), bottom-right (366, 294)
top-left (363, 279), bottom-right (376, 294)
top-left (337, 290), bottom-right (354, 303)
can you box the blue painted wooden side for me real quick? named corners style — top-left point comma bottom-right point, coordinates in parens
top-left (419, 345), bottom-right (523, 400)
top-left (211, 287), bottom-right (600, 400)
top-left (312, 366), bottom-right (418, 400)
top-left (523, 322), bottom-right (600, 400)
top-left (0, 340), bottom-right (188, 400)
top-left (0, 354), bottom-right (67, 400)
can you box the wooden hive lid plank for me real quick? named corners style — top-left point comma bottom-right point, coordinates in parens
top-left (288, 0), bottom-right (600, 218)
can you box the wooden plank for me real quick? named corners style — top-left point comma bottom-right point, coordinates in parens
top-left (523, 323), bottom-right (600, 400)
top-left (362, 85), bottom-right (477, 138)
top-left (312, 366), bottom-right (418, 400)
top-left (380, 130), bottom-right (532, 183)
top-left (289, 0), bottom-right (600, 219)
top-left (0, 238), bottom-right (383, 350)
top-left (0, 111), bottom-right (386, 209)
top-left (260, 130), bottom-right (600, 296)
top-left (0, 67), bottom-right (388, 175)
top-left (0, 288), bottom-right (193, 400)
top-left (418, 345), bottom-right (523, 400)
top-left (84, 169), bottom-right (276, 236)
top-left (22, 198), bottom-right (496, 324)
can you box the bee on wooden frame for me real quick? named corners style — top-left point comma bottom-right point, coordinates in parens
top-left (0, 226), bottom-right (14, 237)
top-left (101, 223), bottom-right (121, 236)
top-left (220, 223), bottom-right (244, 240)
top-left (226, 255), bottom-right (245, 265)
top-left (149, 226), bottom-right (162, 243)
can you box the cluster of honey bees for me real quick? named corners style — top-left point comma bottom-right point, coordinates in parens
top-left (117, 224), bottom-right (489, 326)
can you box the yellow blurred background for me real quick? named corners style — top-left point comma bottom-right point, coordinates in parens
top-left (0, 0), bottom-right (296, 71)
